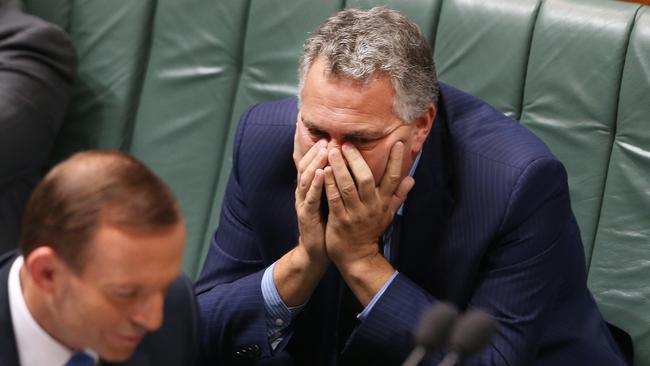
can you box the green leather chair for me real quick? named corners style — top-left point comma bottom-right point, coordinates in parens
top-left (23, 0), bottom-right (650, 363)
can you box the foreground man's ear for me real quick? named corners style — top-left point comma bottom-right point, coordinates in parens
top-left (25, 246), bottom-right (64, 294)
top-left (411, 104), bottom-right (436, 154)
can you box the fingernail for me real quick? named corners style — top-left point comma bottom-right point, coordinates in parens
top-left (318, 140), bottom-right (327, 147)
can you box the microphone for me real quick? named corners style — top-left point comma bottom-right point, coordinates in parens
top-left (402, 302), bottom-right (459, 366)
top-left (438, 309), bottom-right (496, 366)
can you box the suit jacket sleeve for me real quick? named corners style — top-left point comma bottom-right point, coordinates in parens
top-left (0, 0), bottom-right (76, 183)
top-left (343, 158), bottom-right (576, 366)
top-left (195, 104), bottom-right (274, 365)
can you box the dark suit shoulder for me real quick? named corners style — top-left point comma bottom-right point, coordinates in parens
top-left (439, 83), bottom-right (558, 172)
top-left (0, 250), bottom-right (17, 268)
top-left (0, 250), bottom-right (18, 366)
top-left (233, 97), bottom-right (297, 160)
top-left (232, 97), bottom-right (297, 184)
top-left (241, 96), bottom-right (298, 127)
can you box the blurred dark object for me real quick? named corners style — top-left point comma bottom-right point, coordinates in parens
top-left (608, 322), bottom-right (634, 365)
top-left (0, 0), bottom-right (76, 254)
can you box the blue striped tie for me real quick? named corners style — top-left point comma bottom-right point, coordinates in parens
top-left (65, 352), bottom-right (95, 366)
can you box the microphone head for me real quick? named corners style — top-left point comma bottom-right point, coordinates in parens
top-left (448, 309), bottom-right (496, 357)
top-left (414, 302), bottom-right (459, 351)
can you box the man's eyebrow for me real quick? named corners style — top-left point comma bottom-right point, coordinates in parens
top-left (301, 117), bottom-right (382, 139)
top-left (301, 118), bottom-right (330, 137)
top-left (301, 117), bottom-right (320, 131)
top-left (343, 130), bottom-right (381, 139)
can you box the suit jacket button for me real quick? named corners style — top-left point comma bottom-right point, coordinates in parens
top-left (233, 344), bottom-right (260, 365)
top-left (250, 344), bottom-right (260, 358)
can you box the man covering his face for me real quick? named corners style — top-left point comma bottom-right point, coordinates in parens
top-left (196, 7), bottom-right (628, 366)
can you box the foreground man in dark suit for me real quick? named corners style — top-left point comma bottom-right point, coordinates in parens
top-left (196, 7), bottom-right (628, 366)
top-left (0, 0), bottom-right (76, 255)
top-left (0, 151), bottom-right (198, 366)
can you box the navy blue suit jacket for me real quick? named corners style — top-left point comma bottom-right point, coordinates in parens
top-left (196, 83), bottom-right (626, 365)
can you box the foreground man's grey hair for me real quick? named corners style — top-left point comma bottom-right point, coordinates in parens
top-left (298, 7), bottom-right (439, 123)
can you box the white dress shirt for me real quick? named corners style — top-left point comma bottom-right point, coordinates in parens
top-left (8, 256), bottom-right (99, 366)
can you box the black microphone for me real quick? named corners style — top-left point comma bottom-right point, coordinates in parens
top-left (438, 309), bottom-right (496, 366)
top-left (402, 302), bottom-right (459, 366)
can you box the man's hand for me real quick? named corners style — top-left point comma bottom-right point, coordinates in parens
top-left (323, 141), bottom-right (414, 305)
top-left (294, 138), bottom-right (329, 263)
top-left (272, 137), bottom-right (330, 307)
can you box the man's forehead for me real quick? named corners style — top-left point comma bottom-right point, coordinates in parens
top-left (80, 221), bottom-right (183, 272)
top-left (301, 60), bottom-right (398, 116)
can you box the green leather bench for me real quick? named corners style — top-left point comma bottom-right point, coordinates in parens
top-left (23, 0), bottom-right (649, 363)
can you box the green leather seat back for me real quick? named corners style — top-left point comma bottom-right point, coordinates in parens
top-left (588, 7), bottom-right (650, 365)
top-left (348, 0), bottom-right (443, 45)
top-left (202, 0), bottom-right (346, 265)
top-left (519, 0), bottom-right (638, 263)
top-left (32, 1), bottom-right (156, 155)
top-left (25, 0), bottom-right (216, 274)
top-left (130, 0), bottom-right (252, 277)
top-left (434, 0), bottom-right (541, 119)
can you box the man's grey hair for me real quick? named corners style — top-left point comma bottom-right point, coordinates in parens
top-left (298, 7), bottom-right (439, 123)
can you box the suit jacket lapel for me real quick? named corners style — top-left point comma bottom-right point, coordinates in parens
top-left (0, 251), bottom-right (20, 366)
top-left (398, 110), bottom-right (455, 297)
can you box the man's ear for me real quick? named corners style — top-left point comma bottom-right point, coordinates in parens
top-left (24, 247), bottom-right (64, 294)
top-left (293, 111), bottom-right (304, 166)
top-left (411, 104), bottom-right (436, 154)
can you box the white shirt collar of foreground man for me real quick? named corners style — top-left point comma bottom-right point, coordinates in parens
top-left (8, 256), bottom-right (99, 366)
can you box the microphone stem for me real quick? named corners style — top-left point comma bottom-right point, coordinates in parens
top-left (438, 352), bottom-right (459, 366)
top-left (402, 346), bottom-right (427, 366)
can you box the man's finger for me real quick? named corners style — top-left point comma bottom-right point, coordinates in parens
top-left (297, 146), bottom-right (328, 201)
top-left (324, 166), bottom-right (345, 216)
top-left (328, 148), bottom-right (360, 209)
top-left (379, 141), bottom-right (405, 198)
top-left (341, 143), bottom-right (375, 203)
top-left (297, 139), bottom-right (327, 174)
top-left (390, 176), bottom-right (415, 213)
top-left (304, 168), bottom-right (325, 211)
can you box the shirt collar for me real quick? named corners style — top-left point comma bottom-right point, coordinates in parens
top-left (397, 150), bottom-right (422, 216)
top-left (8, 256), bottom-right (99, 366)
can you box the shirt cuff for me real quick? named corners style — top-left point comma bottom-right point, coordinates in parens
top-left (261, 261), bottom-right (305, 342)
top-left (357, 271), bottom-right (399, 321)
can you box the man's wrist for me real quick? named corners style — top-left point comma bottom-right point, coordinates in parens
top-left (337, 251), bottom-right (394, 306)
top-left (293, 241), bottom-right (329, 270)
top-left (328, 237), bottom-right (382, 265)
top-left (273, 244), bottom-right (329, 307)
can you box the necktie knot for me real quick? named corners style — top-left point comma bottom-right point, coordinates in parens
top-left (66, 352), bottom-right (95, 366)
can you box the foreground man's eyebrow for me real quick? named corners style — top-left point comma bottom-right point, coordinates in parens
top-left (302, 117), bottom-right (382, 140)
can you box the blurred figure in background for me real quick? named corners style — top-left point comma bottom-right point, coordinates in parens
top-left (0, 0), bottom-right (76, 254)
